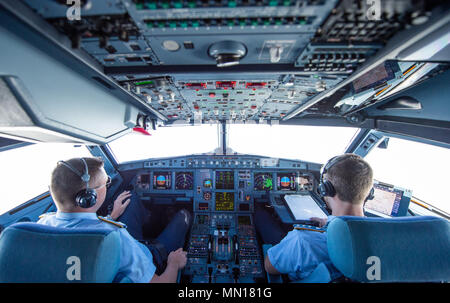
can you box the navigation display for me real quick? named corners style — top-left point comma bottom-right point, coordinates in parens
top-left (175, 172), bottom-right (194, 190)
top-left (215, 192), bottom-right (234, 211)
top-left (365, 183), bottom-right (404, 216)
top-left (277, 173), bottom-right (297, 191)
top-left (153, 171), bottom-right (172, 190)
top-left (215, 171), bottom-right (234, 190)
top-left (254, 172), bottom-right (273, 191)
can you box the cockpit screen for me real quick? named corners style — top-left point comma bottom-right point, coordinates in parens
top-left (215, 171), bottom-right (234, 190)
top-left (365, 184), bottom-right (404, 216)
top-left (254, 172), bottom-right (273, 191)
top-left (175, 172), bottom-right (194, 190)
top-left (277, 173), bottom-right (296, 191)
top-left (215, 192), bottom-right (234, 211)
top-left (153, 172), bottom-right (172, 190)
top-left (136, 173), bottom-right (150, 190)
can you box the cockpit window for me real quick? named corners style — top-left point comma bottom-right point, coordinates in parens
top-left (365, 137), bottom-right (450, 214)
top-left (108, 125), bottom-right (359, 165)
top-left (108, 124), bottom-right (219, 163)
top-left (228, 125), bottom-right (359, 163)
top-left (0, 143), bottom-right (91, 215)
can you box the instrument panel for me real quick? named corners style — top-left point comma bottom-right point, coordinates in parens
top-left (132, 155), bottom-right (316, 213)
top-left (126, 155), bottom-right (319, 282)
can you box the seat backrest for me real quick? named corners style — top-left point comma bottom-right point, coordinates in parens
top-left (327, 216), bottom-right (450, 282)
top-left (0, 222), bottom-right (121, 283)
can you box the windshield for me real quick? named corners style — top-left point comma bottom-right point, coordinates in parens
top-left (228, 124), bottom-right (359, 163)
top-left (108, 124), bottom-right (219, 163)
top-left (365, 137), bottom-right (450, 215)
top-left (109, 124), bottom-right (359, 164)
top-left (0, 143), bottom-right (91, 215)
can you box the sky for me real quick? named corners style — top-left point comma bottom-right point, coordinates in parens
top-left (0, 125), bottom-right (448, 215)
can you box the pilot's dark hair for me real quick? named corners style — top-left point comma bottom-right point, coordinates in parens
top-left (326, 154), bottom-right (373, 205)
top-left (50, 157), bottom-right (104, 208)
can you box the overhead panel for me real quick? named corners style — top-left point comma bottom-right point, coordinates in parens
top-left (17, 0), bottom-right (449, 128)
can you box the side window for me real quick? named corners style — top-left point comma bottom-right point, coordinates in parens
top-left (0, 143), bottom-right (91, 215)
top-left (364, 137), bottom-right (450, 215)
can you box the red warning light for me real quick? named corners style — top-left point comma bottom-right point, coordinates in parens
top-left (216, 81), bottom-right (236, 89)
top-left (245, 82), bottom-right (267, 89)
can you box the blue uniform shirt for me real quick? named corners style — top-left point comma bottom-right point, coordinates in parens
top-left (267, 216), bottom-right (342, 281)
top-left (37, 211), bottom-right (156, 283)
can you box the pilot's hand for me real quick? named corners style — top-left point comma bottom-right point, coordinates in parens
top-left (110, 191), bottom-right (132, 220)
top-left (310, 217), bottom-right (327, 227)
top-left (167, 248), bottom-right (187, 270)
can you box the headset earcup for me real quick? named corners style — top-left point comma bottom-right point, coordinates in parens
top-left (365, 187), bottom-right (375, 202)
top-left (76, 189), bottom-right (97, 208)
top-left (318, 181), bottom-right (336, 197)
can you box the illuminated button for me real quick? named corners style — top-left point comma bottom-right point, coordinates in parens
top-left (209, 92), bottom-right (216, 97)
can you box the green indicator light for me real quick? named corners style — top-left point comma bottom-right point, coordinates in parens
top-left (269, 0), bottom-right (278, 6)
top-left (136, 3), bottom-right (144, 10)
top-left (188, 1), bottom-right (196, 8)
top-left (275, 19), bottom-right (283, 25)
top-left (227, 20), bottom-right (235, 26)
top-left (161, 2), bottom-right (170, 9)
top-left (135, 80), bottom-right (154, 86)
top-left (251, 19), bottom-right (259, 26)
top-left (158, 22), bottom-right (165, 28)
top-left (192, 21), bottom-right (199, 27)
top-left (298, 18), bottom-right (307, 25)
top-left (228, 1), bottom-right (237, 7)
top-left (263, 19), bottom-right (271, 25)
top-left (146, 22), bottom-right (153, 28)
top-left (239, 19), bottom-right (246, 26)
top-left (174, 1), bottom-right (183, 8)
top-left (283, 0), bottom-right (291, 6)
top-left (169, 21), bottom-right (177, 28)
top-left (180, 21), bottom-right (188, 28)
top-left (147, 2), bottom-right (157, 9)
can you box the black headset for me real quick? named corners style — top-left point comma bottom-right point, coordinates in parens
top-left (57, 158), bottom-right (97, 208)
top-left (318, 154), bottom-right (375, 202)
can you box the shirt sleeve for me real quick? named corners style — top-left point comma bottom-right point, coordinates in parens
top-left (115, 229), bottom-right (156, 283)
top-left (267, 230), bottom-right (303, 274)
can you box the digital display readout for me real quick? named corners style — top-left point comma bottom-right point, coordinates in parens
top-left (215, 192), bottom-right (234, 211)
top-left (277, 173), bottom-right (297, 191)
top-left (215, 171), bottom-right (234, 190)
top-left (153, 172), bottom-right (172, 189)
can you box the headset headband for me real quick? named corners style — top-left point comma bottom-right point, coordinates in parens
top-left (57, 158), bottom-right (97, 208)
top-left (320, 154), bottom-right (353, 183)
top-left (58, 158), bottom-right (90, 188)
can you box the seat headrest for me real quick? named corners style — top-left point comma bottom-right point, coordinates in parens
top-left (0, 222), bottom-right (121, 283)
top-left (327, 216), bottom-right (450, 282)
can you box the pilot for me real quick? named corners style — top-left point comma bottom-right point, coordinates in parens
top-left (38, 157), bottom-right (191, 283)
top-left (256, 153), bottom-right (373, 281)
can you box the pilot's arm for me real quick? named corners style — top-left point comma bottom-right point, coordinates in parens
top-left (150, 248), bottom-right (187, 283)
top-left (264, 255), bottom-right (281, 275)
top-left (265, 230), bottom-right (303, 276)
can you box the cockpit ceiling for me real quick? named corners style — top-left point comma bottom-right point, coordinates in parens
top-left (20, 0), bottom-right (450, 125)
